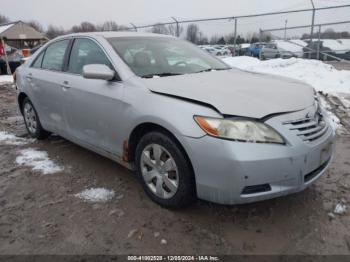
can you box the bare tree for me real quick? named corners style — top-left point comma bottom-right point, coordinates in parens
top-left (167, 24), bottom-right (184, 37)
top-left (26, 20), bottom-right (44, 33)
top-left (209, 35), bottom-right (219, 45)
top-left (97, 21), bottom-right (120, 31)
top-left (186, 23), bottom-right (200, 44)
top-left (71, 22), bottom-right (96, 33)
top-left (150, 23), bottom-right (169, 35)
top-left (46, 25), bottom-right (66, 39)
top-left (0, 14), bottom-right (9, 24)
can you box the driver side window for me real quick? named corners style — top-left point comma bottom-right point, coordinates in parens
top-left (68, 38), bottom-right (113, 75)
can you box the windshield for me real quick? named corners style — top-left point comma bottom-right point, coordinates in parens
top-left (107, 37), bottom-right (230, 78)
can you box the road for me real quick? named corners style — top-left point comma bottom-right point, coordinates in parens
top-left (0, 81), bottom-right (350, 255)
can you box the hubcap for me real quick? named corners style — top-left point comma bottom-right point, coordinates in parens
top-left (24, 103), bottom-right (37, 134)
top-left (141, 144), bottom-right (179, 199)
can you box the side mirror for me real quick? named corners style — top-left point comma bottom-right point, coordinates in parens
top-left (82, 64), bottom-right (115, 81)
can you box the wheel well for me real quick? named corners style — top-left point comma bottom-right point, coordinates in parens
top-left (18, 92), bottom-right (28, 114)
top-left (127, 123), bottom-right (194, 174)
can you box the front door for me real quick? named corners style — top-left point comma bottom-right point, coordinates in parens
top-left (61, 38), bottom-right (126, 156)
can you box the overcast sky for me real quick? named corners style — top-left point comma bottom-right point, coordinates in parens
top-left (1, 0), bottom-right (350, 37)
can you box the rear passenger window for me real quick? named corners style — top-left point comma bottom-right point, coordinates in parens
top-left (42, 40), bottom-right (70, 71)
top-left (31, 51), bottom-right (45, 68)
top-left (68, 38), bottom-right (112, 75)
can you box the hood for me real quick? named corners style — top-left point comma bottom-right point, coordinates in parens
top-left (142, 69), bottom-right (314, 119)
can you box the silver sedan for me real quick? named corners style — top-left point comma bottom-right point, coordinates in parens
top-left (15, 32), bottom-right (335, 208)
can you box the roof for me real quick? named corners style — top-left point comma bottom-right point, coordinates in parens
top-left (60, 31), bottom-right (174, 39)
top-left (0, 23), bottom-right (13, 34)
top-left (0, 21), bottom-right (47, 40)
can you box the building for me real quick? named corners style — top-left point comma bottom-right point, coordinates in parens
top-left (0, 21), bottom-right (47, 49)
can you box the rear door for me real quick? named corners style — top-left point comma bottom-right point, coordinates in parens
top-left (26, 39), bottom-right (71, 134)
top-left (61, 37), bottom-right (125, 156)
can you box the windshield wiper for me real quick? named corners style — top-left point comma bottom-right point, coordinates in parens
top-left (141, 73), bottom-right (183, 78)
top-left (194, 68), bottom-right (230, 74)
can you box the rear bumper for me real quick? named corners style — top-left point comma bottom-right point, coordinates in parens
top-left (180, 116), bottom-right (335, 205)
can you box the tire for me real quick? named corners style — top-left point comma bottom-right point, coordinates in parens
top-left (135, 131), bottom-right (196, 208)
top-left (22, 97), bottom-right (50, 139)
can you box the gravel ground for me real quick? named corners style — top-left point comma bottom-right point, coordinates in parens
top-left (0, 82), bottom-right (350, 255)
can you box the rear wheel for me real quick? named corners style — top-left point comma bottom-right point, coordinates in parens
top-left (135, 131), bottom-right (196, 208)
top-left (22, 98), bottom-right (50, 139)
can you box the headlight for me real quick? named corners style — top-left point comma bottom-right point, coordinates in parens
top-left (194, 116), bottom-right (285, 144)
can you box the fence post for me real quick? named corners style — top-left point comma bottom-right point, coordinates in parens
top-left (309, 0), bottom-right (316, 58)
top-left (284, 19), bottom-right (288, 40)
top-left (317, 25), bottom-right (321, 60)
top-left (171, 17), bottom-right (180, 37)
top-left (233, 18), bottom-right (237, 56)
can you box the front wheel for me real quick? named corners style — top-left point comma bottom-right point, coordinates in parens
top-left (135, 131), bottom-right (196, 208)
top-left (22, 97), bottom-right (50, 139)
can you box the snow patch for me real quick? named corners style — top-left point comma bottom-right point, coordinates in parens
top-left (222, 57), bottom-right (350, 95)
top-left (0, 131), bottom-right (33, 145)
top-left (0, 75), bottom-right (14, 84)
top-left (75, 188), bottom-right (115, 203)
top-left (16, 148), bottom-right (63, 175)
top-left (318, 96), bottom-right (341, 131)
top-left (334, 203), bottom-right (346, 215)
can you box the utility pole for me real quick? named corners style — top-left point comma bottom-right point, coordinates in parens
top-left (317, 25), bottom-right (322, 60)
top-left (171, 17), bottom-right (180, 37)
top-left (284, 19), bottom-right (288, 40)
top-left (309, 0), bottom-right (316, 58)
top-left (233, 18), bottom-right (237, 56)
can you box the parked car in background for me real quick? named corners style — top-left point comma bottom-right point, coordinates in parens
top-left (0, 45), bottom-right (22, 74)
top-left (279, 50), bottom-right (298, 59)
top-left (16, 32), bottom-right (335, 208)
top-left (200, 46), bottom-right (224, 56)
top-left (248, 42), bottom-right (266, 57)
top-left (303, 41), bottom-right (336, 61)
top-left (260, 43), bottom-right (297, 60)
top-left (260, 43), bottom-right (280, 59)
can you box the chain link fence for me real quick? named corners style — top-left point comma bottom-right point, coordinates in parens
top-left (124, 3), bottom-right (350, 61)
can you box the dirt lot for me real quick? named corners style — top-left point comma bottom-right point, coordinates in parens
top-left (0, 81), bottom-right (350, 255)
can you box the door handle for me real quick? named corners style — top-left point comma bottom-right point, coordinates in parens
top-left (26, 73), bottom-right (33, 80)
top-left (61, 81), bottom-right (71, 89)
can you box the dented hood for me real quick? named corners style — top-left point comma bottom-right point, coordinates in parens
top-left (142, 69), bottom-right (315, 119)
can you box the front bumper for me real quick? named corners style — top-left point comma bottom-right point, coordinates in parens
top-left (181, 107), bottom-right (336, 205)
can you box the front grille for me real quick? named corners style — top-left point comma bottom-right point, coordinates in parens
top-left (283, 117), bottom-right (329, 143)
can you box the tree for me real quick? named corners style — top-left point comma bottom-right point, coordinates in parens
top-left (217, 37), bottom-right (226, 45)
top-left (71, 22), bottom-right (96, 33)
top-left (167, 24), bottom-right (184, 37)
top-left (209, 35), bottom-right (219, 45)
top-left (97, 21), bottom-right (120, 31)
top-left (322, 28), bottom-right (336, 39)
top-left (26, 20), bottom-right (44, 33)
top-left (151, 23), bottom-right (169, 35)
top-left (0, 14), bottom-right (9, 24)
top-left (186, 23), bottom-right (200, 44)
top-left (46, 25), bottom-right (65, 39)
